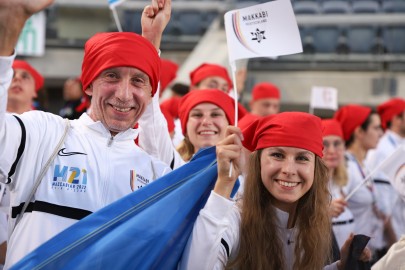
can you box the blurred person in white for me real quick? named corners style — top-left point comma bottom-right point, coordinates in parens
top-left (334, 104), bottom-right (388, 262)
top-left (365, 98), bottom-right (405, 251)
top-left (0, 0), bottom-right (173, 268)
top-left (321, 119), bottom-right (355, 249)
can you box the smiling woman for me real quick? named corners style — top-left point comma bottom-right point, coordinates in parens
top-left (180, 112), bottom-right (372, 270)
top-left (177, 89), bottom-right (235, 161)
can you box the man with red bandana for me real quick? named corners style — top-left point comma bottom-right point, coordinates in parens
top-left (7, 60), bottom-right (44, 114)
top-left (0, 0), bottom-right (173, 268)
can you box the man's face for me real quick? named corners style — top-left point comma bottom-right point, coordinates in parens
top-left (85, 67), bottom-right (152, 135)
top-left (8, 68), bottom-right (37, 105)
top-left (250, 98), bottom-right (280, 116)
top-left (195, 76), bottom-right (230, 93)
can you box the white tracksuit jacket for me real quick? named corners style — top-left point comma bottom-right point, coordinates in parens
top-left (0, 53), bottom-right (171, 268)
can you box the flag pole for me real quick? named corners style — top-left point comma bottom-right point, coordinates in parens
top-left (228, 61), bottom-right (239, 177)
top-left (111, 7), bottom-right (123, 32)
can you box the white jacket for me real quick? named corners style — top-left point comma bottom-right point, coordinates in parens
top-left (180, 191), bottom-right (339, 270)
top-left (0, 54), bottom-right (171, 268)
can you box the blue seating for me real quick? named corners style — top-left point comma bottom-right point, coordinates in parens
top-left (322, 1), bottom-right (351, 13)
top-left (123, 11), bottom-right (142, 34)
top-left (352, 1), bottom-right (380, 13)
top-left (312, 27), bottom-right (342, 53)
top-left (382, 26), bottom-right (405, 53)
top-left (347, 27), bottom-right (378, 53)
top-left (176, 11), bottom-right (204, 35)
top-left (382, 1), bottom-right (405, 13)
top-left (293, 1), bottom-right (321, 14)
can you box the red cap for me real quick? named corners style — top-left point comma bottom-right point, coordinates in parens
top-left (179, 89), bottom-right (235, 136)
top-left (238, 113), bottom-right (261, 131)
top-left (377, 98), bottom-right (405, 130)
top-left (160, 96), bottom-right (181, 119)
top-left (242, 112), bottom-right (323, 157)
top-left (189, 63), bottom-right (233, 90)
top-left (160, 59), bottom-right (178, 96)
top-left (321, 119), bottom-right (343, 139)
top-left (251, 82), bottom-right (280, 101)
top-left (12, 60), bottom-right (44, 91)
top-left (161, 107), bottom-right (175, 133)
top-left (81, 32), bottom-right (160, 97)
top-left (334, 104), bottom-right (371, 141)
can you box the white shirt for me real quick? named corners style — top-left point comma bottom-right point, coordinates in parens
top-left (365, 131), bottom-right (405, 240)
top-left (180, 191), bottom-right (339, 270)
top-left (0, 53), bottom-right (172, 268)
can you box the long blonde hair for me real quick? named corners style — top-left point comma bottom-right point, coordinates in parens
top-left (176, 137), bottom-right (195, 162)
top-left (227, 150), bottom-right (332, 270)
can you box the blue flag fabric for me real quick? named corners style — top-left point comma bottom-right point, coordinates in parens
top-left (108, 0), bottom-right (126, 9)
top-left (11, 147), bottom-right (231, 270)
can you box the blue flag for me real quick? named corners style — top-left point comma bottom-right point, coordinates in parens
top-left (11, 147), bottom-right (237, 270)
top-left (108, 0), bottom-right (126, 9)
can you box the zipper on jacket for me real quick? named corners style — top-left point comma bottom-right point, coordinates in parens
top-left (107, 136), bottom-right (114, 147)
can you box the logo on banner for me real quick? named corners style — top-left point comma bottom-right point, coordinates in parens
top-left (251, 28), bottom-right (266, 43)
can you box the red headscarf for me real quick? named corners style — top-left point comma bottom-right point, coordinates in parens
top-left (321, 119), bottom-right (343, 139)
top-left (160, 96), bottom-right (181, 119)
top-left (81, 32), bottom-right (161, 97)
top-left (189, 63), bottom-right (233, 90)
top-left (377, 98), bottom-right (405, 130)
top-left (242, 112), bottom-right (323, 157)
top-left (334, 104), bottom-right (371, 141)
top-left (12, 60), bottom-right (44, 91)
top-left (160, 59), bottom-right (178, 97)
top-left (179, 89), bottom-right (235, 136)
top-left (238, 113), bottom-right (261, 131)
top-left (161, 107), bottom-right (175, 133)
top-left (251, 82), bottom-right (280, 101)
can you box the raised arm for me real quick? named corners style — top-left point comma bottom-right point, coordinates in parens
top-left (179, 126), bottom-right (244, 270)
top-left (141, 0), bottom-right (171, 51)
top-left (0, 0), bottom-right (54, 56)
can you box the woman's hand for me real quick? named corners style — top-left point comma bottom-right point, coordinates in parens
top-left (329, 198), bottom-right (347, 218)
top-left (214, 126), bottom-right (243, 198)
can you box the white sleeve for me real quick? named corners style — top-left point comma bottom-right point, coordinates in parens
top-left (0, 52), bottom-right (21, 183)
top-left (179, 191), bottom-right (239, 270)
top-left (138, 89), bottom-right (185, 169)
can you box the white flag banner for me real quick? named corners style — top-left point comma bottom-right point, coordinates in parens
top-left (310, 86), bottom-right (338, 111)
top-left (224, 0), bottom-right (302, 62)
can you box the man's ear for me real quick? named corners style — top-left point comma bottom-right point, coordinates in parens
top-left (84, 83), bottom-right (93, 96)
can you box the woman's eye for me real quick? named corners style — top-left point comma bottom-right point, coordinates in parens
top-left (270, 152), bottom-right (283, 159)
top-left (296, 155), bottom-right (309, 162)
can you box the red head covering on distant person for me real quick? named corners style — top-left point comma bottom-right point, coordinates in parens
top-left (179, 89), bottom-right (235, 136)
top-left (189, 63), bottom-right (233, 90)
top-left (242, 112), bottom-right (323, 157)
top-left (160, 59), bottom-right (179, 97)
top-left (238, 113), bottom-right (261, 131)
top-left (251, 82), bottom-right (280, 101)
top-left (12, 60), bottom-right (44, 91)
top-left (161, 107), bottom-right (175, 134)
top-left (377, 98), bottom-right (405, 130)
top-left (334, 104), bottom-right (371, 141)
top-left (321, 119), bottom-right (344, 139)
top-left (81, 32), bottom-right (161, 97)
